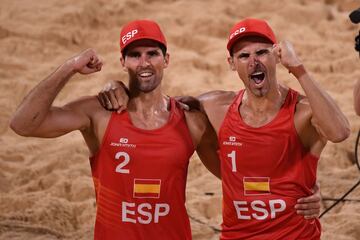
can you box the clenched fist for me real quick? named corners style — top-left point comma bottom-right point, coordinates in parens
top-left (273, 41), bottom-right (302, 69)
top-left (67, 48), bottom-right (103, 75)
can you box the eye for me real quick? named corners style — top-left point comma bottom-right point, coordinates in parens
top-left (238, 53), bottom-right (250, 59)
top-left (256, 49), bottom-right (270, 56)
top-left (148, 50), bottom-right (160, 57)
top-left (127, 51), bottom-right (140, 58)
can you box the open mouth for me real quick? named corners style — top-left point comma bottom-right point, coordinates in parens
top-left (138, 71), bottom-right (154, 79)
top-left (250, 71), bottom-right (265, 84)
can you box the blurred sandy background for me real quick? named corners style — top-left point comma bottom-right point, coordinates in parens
top-left (1, 0), bottom-right (360, 239)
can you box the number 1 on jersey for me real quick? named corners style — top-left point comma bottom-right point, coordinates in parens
top-left (227, 150), bottom-right (237, 172)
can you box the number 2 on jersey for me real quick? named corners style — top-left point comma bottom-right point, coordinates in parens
top-left (227, 150), bottom-right (237, 172)
top-left (115, 151), bottom-right (130, 174)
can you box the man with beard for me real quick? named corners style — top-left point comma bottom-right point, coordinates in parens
top-left (204, 18), bottom-right (349, 239)
top-left (99, 18), bottom-right (349, 239)
top-left (10, 20), bottom-right (220, 239)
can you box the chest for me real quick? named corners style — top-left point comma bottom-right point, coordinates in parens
top-left (97, 118), bottom-right (194, 178)
top-left (218, 113), bottom-right (299, 174)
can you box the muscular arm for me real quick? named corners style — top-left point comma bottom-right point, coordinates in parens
top-left (278, 41), bottom-right (350, 143)
top-left (10, 49), bottom-right (103, 138)
top-left (354, 78), bottom-right (360, 116)
top-left (185, 110), bottom-right (221, 179)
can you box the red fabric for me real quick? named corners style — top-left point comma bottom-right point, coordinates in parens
top-left (90, 98), bottom-right (194, 240)
top-left (218, 89), bottom-right (321, 240)
top-left (120, 19), bottom-right (167, 53)
top-left (227, 18), bottom-right (277, 52)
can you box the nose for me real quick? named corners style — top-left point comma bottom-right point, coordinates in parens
top-left (139, 55), bottom-right (151, 67)
top-left (248, 54), bottom-right (260, 68)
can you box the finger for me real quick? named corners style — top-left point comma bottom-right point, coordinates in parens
top-left (98, 92), bottom-right (110, 109)
top-left (104, 91), bottom-right (119, 110)
top-left (97, 94), bottom-right (106, 108)
top-left (109, 91), bottom-right (120, 109)
top-left (80, 66), bottom-right (99, 75)
top-left (295, 202), bottom-right (320, 210)
top-left (304, 214), bottom-right (319, 220)
top-left (87, 61), bottom-right (102, 71)
top-left (95, 61), bottom-right (103, 71)
top-left (90, 54), bottom-right (99, 64)
top-left (99, 92), bottom-right (112, 109)
top-left (117, 105), bottom-right (127, 114)
top-left (297, 195), bottom-right (321, 203)
top-left (114, 88), bottom-right (129, 109)
top-left (178, 102), bottom-right (190, 111)
top-left (296, 209), bottom-right (319, 217)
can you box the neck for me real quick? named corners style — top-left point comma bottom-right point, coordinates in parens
top-left (242, 85), bottom-right (284, 113)
top-left (128, 87), bottom-right (169, 116)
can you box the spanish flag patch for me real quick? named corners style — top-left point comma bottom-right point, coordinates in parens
top-left (133, 178), bottom-right (161, 199)
top-left (243, 177), bottom-right (270, 195)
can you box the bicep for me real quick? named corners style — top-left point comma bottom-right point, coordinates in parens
top-left (196, 121), bottom-right (221, 179)
top-left (29, 103), bottom-right (91, 138)
top-left (295, 101), bottom-right (326, 156)
top-left (354, 79), bottom-right (360, 116)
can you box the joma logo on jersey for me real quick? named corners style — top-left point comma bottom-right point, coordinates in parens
top-left (223, 136), bottom-right (242, 146)
top-left (110, 137), bottom-right (136, 148)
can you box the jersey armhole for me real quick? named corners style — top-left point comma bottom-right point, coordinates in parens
top-left (90, 112), bottom-right (116, 160)
top-left (217, 90), bottom-right (243, 140)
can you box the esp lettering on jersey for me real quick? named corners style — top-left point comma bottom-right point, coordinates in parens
top-left (233, 199), bottom-right (286, 220)
top-left (122, 202), bottom-right (170, 224)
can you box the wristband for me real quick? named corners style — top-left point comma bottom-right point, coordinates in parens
top-left (288, 65), bottom-right (307, 78)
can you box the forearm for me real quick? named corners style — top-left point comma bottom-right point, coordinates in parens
top-left (290, 65), bottom-right (350, 142)
top-left (10, 61), bottom-right (75, 135)
top-left (354, 79), bottom-right (360, 116)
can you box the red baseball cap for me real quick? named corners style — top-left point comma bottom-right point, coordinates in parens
top-left (227, 18), bottom-right (277, 53)
top-left (120, 19), bottom-right (167, 54)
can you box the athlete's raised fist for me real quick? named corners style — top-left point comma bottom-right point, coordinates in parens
top-left (68, 48), bottom-right (103, 75)
top-left (273, 40), bottom-right (302, 69)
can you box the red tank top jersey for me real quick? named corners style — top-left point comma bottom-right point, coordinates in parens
top-left (218, 89), bottom-right (321, 240)
top-left (89, 98), bottom-right (194, 240)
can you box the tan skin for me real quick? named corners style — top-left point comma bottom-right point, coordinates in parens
top-left (200, 37), bottom-right (349, 218)
top-left (9, 41), bottom-right (220, 179)
top-left (97, 37), bottom-right (348, 219)
top-left (354, 79), bottom-right (360, 116)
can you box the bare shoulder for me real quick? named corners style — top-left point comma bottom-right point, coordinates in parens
top-left (184, 110), bottom-right (208, 132)
top-left (184, 110), bottom-right (209, 147)
top-left (63, 95), bottom-right (105, 116)
top-left (198, 90), bottom-right (237, 106)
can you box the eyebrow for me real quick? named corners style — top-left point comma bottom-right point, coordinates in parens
top-left (126, 48), bottom-right (161, 56)
top-left (237, 47), bottom-right (272, 56)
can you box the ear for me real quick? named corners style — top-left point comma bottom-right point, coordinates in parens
top-left (272, 44), bottom-right (280, 64)
top-left (163, 53), bottom-right (170, 69)
top-left (120, 57), bottom-right (128, 72)
top-left (227, 56), bottom-right (236, 71)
